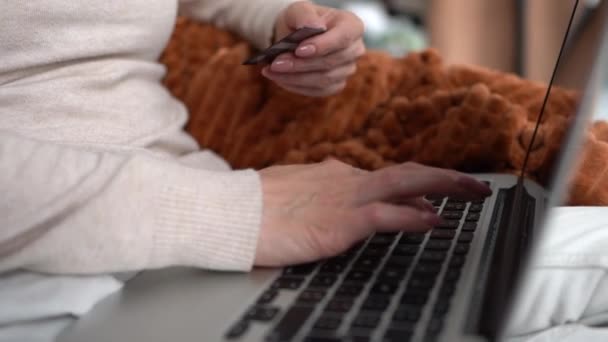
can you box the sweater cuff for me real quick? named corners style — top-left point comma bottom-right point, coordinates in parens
top-left (150, 168), bottom-right (262, 272)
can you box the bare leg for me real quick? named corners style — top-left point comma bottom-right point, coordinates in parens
top-left (523, 0), bottom-right (581, 82)
top-left (428, 0), bottom-right (517, 72)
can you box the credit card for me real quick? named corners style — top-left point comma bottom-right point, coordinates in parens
top-left (243, 27), bottom-right (326, 65)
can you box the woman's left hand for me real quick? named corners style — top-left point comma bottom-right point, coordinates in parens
top-left (267, 1), bottom-right (366, 97)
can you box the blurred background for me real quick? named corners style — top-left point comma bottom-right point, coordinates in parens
top-left (315, 0), bottom-right (607, 121)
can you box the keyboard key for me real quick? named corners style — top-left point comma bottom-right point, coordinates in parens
top-left (352, 313), bottom-right (382, 329)
top-left (383, 329), bottom-right (413, 342)
top-left (399, 234), bottom-right (426, 245)
top-left (225, 320), bottom-right (249, 339)
top-left (297, 290), bottom-right (326, 304)
top-left (283, 263), bottom-right (318, 276)
top-left (419, 251), bottom-right (447, 263)
top-left (465, 213), bottom-right (481, 222)
top-left (335, 284), bottom-right (364, 298)
top-left (353, 256), bottom-right (382, 271)
top-left (412, 263), bottom-right (442, 277)
top-left (345, 270), bottom-right (373, 283)
top-left (408, 277), bottom-right (436, 289)
top-left (273, 277), bottom-right (305, 290)
top-left (443, 269), bottom-right (461, 282)
top-left (435, 220), bottom-right (460, 230)
top-left (313, 316), bottom-right (342, 331)
top-left (392, 244), bottom-right (419, 256)
top-left (324, 298), bottom-right (354, 313)
top-left (461, 222), bottom-right (477, 232)
top-left (245, 306), bottom-right (280, 321)
top-left (361, 295), bottom-right (391, 311)
top-left (304, 337), bottom-right (342, 342)
top-left (449, 256), bottom-right (467, 268)
top-left (385, 256), bottom-right (413, 268)
top-left (392, 305), bottom-right (422, 322)
top-left (425, 240), bottom-right (451, 251)
top-left (346, 329), bottom-right (375, 341)
top-left (458, 232), bottom-right (475, 243)
top-left (401, 292), bottom-right (429, 305)
top-left (438, 286), bottom-right (456, 300)
top-left (319, 263), bottom-right (347, 275)
top-left (441, 211), bottom-right (463, 220)
top-left (258, 289), bottom-right (279, 304)
top-left (378, 267), bottom-right (407, 284)
top-left (430, 230), bottom-right (456, 240)
top-left (369, 235), bottom-right (395, 246)
top-left (468, 204), bottom-right (484, 212)
top-left (433, 299), bottom-right (451, 315)
top-left (453, 244), bottom-right (470, 255)
top-left (361, 245), bottom-right (388, 258)
top-left (370, 282), bottom-right (398, 296)
top-left (268, 306), bottom-right (314, 341)
top-left (444, 202), bottom-right (466, 211)
top-left (349, 337), bottom-right (371, 342)
top-left (446, 198), bottom-right (466, 203)
top-left (402, 286), bottom-right (430, 297)
top-left (309, 275), bottom-right (338, 288)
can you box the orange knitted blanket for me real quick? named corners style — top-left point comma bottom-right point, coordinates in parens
top-left (160, 18), bottom-right (608, 205)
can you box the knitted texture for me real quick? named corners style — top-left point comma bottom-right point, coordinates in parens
top-left (160, 18), bottom-right (608, 205)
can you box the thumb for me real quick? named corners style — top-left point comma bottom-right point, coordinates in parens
top-left (284, 1), bottom-right (326, 30)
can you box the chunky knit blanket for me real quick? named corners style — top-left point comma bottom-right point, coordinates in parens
top-left (160, 18), bottom-right (608, 205)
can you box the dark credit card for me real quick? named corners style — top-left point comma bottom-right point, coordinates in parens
top-left (243, 27), bottom-right (326, 65)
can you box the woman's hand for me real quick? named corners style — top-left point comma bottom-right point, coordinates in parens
top-left (254, 160), bottom-right (492, 267)
top-left (267, 1), bottom-right (366, 97)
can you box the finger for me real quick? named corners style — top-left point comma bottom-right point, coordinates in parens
top-left (270, 40), bottom-right (365, 73)
top-left (282, 1), bottom-right (327, 31)
top-left (274, 81), bottom-right (347, 97)
top-left (393, 163), bottom-right (493, 197)
top-left (296, 11), bottom-right (365, 58)
top-left (356, 163), bottom-right (492, 205)
top-left (263, 63), bottom-right (356, 88)
top-left (355, 203), bottom-right (442, 235)
top-left (392, 197), bottom-right (437, 213)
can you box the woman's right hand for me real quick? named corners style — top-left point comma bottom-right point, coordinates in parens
top-left (254, 160), bottom-right (492, 267)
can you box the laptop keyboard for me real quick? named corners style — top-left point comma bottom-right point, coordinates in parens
top-left (225, 194), bottom-right (488, 342)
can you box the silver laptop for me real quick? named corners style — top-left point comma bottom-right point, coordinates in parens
top-left (58, 2), bottom-right (608, 342)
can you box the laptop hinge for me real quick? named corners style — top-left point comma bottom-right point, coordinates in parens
top-left (467, 180), bottom-right (536, 339)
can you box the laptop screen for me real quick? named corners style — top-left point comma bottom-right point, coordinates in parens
top-left (497, 0), bottom-right (608, 339)
top-left (465, 0), bottom-right (608, 339)
top-left (527, 0), bottom-right (608, 201)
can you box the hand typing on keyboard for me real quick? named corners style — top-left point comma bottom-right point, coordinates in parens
top-left (254, 160), bottom-right (492, 267)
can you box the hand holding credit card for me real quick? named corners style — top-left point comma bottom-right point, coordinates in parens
top-left (242, 27), bottom-right (326, 65)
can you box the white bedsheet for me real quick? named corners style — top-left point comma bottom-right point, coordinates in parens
top-left (506, 206), bottom-right (608, 341)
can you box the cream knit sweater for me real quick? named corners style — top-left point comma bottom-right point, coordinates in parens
top-left (0, 0), bottom-right (297, 274)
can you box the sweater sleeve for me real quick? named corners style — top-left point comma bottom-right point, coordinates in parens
top-left (178, 0), bottom-right (301, 49)
top-left (0, 130), bottom-right (262, 274)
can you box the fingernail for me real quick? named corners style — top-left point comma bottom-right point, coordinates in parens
top-left (297, 22), bottom-right (326, 30)
top-left (296, 44), bottom-right (316, 57)
top-left (421, 212), bottom-right (444, 226)
top-left (423, 200), bottom-right (437, 213)
top-left (457, 177), bottom-right (492, 196)
top-left (271, 59), bottom-right (293, 72)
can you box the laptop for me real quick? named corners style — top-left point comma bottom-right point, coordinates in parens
top-left (58, 1), bottom-right (608, 341)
